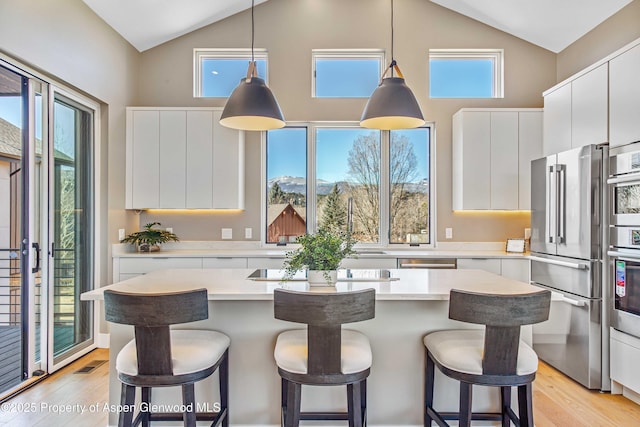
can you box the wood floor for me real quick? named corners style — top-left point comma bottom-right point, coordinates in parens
top-left (0, 348), bottom-right (638, 426)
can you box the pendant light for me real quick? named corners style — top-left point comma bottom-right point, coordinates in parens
top-left (360, 0), bottom-right (425, 130)
top-left (220, 0), bottom-right (285, 131)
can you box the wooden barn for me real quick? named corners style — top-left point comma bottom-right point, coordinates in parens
top-left (267, 203), bottom-right (306, 243)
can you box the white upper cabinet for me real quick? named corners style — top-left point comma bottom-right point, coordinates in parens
top-left (126, 107), bottom-right (245, 210)
top-left (543, 63), bottom-right (608, 155)
top-left (453, 108), bottom-right (542, 211)
top-left (571, 63), bottom-right (608, 147)
top-left (543, 83), bottom-right (572, 155)
top-left (610, 43), bottom-right (640, 148)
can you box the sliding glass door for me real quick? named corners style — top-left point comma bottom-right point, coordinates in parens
top-left (0, 59), bottom-right (97, 394)
top-left (0, 64), bottom-right (46, 394)
top-left (49, 94), bottom-right (94, 367)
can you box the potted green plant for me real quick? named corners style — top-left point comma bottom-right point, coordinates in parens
top-left (283, 228), bottom-right (357, 285)
top-left (120, 222), bottom-right (179, 252)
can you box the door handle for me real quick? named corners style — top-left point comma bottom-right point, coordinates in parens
top-left (32, 242), bottom-right (41, 273)
top-left (559, 296), bottom-right (587, 307)
top-left (557, 165), bottom-right (566, 244)
top-left (529, 256), bottom-right (588, 270)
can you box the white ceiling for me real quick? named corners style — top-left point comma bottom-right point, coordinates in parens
top-left (82, 0), bottom-right (633, 53)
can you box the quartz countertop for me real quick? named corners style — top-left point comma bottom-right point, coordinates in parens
top-left (82, 267), bottom-right (543, 301)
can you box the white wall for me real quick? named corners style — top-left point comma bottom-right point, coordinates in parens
top-left (0, 0), bottom-right (140, 286)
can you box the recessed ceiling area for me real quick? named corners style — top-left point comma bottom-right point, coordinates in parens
top-left (82, 0), bottom-right (633, 53)
top-left (430, 0), bottom-right (633, 53)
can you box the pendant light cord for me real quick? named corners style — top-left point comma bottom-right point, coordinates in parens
top-left (390, 0), bottom-right (396, 77)
top-left (251, 0), bottom-right (255, 63)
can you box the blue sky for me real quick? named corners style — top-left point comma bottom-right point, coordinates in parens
top-left (202, 59), bottom-right (268, 97)
top-left (267, 127), bottom-right (430, 184)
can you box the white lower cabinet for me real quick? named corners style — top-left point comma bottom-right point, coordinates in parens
top-left (456, 257), bottom-right (530, 283)
top-left (117, 257), bottom-right (203, 281)
top-left (610, 328), bottom-right (640, 403)
top-left (202, 257), bottom-right (248, 269)
top-left (341, 257), bottom-right (397, 269)
top-left (247, 257), bottom-right (285, 269)
top-left (456, 258), bottom-right (502, 275)
top-left (500, 258), bottom-right (530, 283)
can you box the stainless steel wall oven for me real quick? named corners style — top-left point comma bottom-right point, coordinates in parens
top-left (608, 143), bottom-right (640, 340)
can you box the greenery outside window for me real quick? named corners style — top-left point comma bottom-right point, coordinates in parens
top-left (264, 123), bottom-right (434, 246)
top-left (312, 49), bottom-right (384, 98)
top-left (429, 49), bottom-right (504, 98)
top-left (194, 48), bottom-right (268, 97)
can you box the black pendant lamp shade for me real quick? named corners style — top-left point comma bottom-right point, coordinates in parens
top-left (360, 0), bottom-right (425, 130)
top-left (219, 62), bottom-right (285, 131)
top-left (360, 74), bottom-right (424, 130)
top-left (219, 0), bottom-right (285, 131)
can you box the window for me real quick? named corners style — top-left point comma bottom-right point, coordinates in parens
top-left (312, 50), bottom-right (384, 98)
top-left (264, 124), bottom-right (434, 246)
top-left (429, 49), bottom-right (503, 98)
top-left (194, 48), bottom-right (268, 97)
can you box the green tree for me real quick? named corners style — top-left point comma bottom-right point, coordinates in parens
top-left (268, 181), bottom-right (287, 204)
top-left (320, 184), bottom-right (347, 233)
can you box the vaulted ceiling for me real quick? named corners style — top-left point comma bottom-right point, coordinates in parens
top-left (82, 0), bottom-right (633, 53)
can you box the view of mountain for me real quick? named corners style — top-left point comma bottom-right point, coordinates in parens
top-left (268, 176), bottom-right (429, 195)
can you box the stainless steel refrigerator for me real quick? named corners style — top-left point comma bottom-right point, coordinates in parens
top-left (529, 143), bottom-right (610, 391)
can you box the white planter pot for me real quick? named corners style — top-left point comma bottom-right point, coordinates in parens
top-left (307, 270), bottom-right (338, 286)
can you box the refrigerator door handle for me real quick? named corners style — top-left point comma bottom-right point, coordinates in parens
top-left (529, 255), bottom-right (589, 270)
top-left (557, 164), bottom-right (566, 244)
top-left (548, 165), bottom-right (557, 244)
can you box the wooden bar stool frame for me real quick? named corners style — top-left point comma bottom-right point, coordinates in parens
top-left (104, 288), bottom-right (229, 427)
top-left (274, 288), bottom-right (376, 427)
top-left (424, 289), bottom-right (551, 427)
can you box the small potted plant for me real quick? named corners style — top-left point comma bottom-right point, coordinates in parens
top-left (120, 222), bottom-right (179, 252)
top-left (283, 227), bottom-right (357, 285)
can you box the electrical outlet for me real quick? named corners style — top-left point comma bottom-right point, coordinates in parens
top-left (166, 227), bottom-right (173, 233)
top-left (524, 228), bottom-right (531, 239)
top-left (445, 228), bottom-right (453, 239)
top-left (221, 228), bottom-right (233, 240)
top-left (118, 229), bottom-right (125, 241)
top-left (245, 227), bottom-right (252, 239)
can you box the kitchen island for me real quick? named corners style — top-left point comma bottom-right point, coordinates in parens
top-left (82, 268), bottom-right (544, 426)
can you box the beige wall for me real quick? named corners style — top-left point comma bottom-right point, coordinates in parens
top-left (136, 0), bottom-right (557, 243)
top-left (0, 0), bottom-right (140, 284)
top-left (557, 0), bottom-right (640, 81)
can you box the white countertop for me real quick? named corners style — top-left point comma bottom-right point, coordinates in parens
top-left (82, 268), bottom-right (543, 301)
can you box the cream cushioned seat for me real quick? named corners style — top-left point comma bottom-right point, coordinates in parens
top-left (116, 330), bottom-right (231, 376)
top-left (423, 329), bottom-right (538, 377)
top-left (274, 329), bottom-right (372, 375)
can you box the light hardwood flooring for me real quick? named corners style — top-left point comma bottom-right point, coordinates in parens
top-left (0, 348), bottom-right (639, 426)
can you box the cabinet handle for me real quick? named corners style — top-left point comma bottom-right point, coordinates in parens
top-left (530, 255), bottom-right (588, 270)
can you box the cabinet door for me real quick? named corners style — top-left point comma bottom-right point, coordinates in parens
top-left (186, 111), bottom-right (214, 208)
top-left (518, 112), bottom-right (543, 209)
top-left (202, 257), bottom-right (248, 268)
top-left (212, 110), bottom-right (245, 209)
top-left (500, 258), bottom-right (529, 282)
top-left (610, 43), bottom-right (640, 148)
top-left (341, 257), bottom-right (397, 269)
top-left (543, 84), bottom-right (572, 155)
top-left (452, 111), bottom-right (491, 209)
top-left (128, 110), bottom-right (160, 209)
top-left (571, 64), bottom-right (608, 148)
top-left (247, 257), bottom-right (285, 269)
top-left (456, 258), bottom-right (501, 275)
top-left (159, 111), bottom-right (187, 208)
top-left (118, 257), bottom-right (203, 275)
top-left (490, 112), bottom-right (518, 209)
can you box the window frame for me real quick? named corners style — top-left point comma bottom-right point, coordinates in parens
top-left (311, 49), bottom-right (385, 98)
top-left (193, 48), bottom-right (269, 98)
top-left (261, 122), bottom-right (436, 248)
top-left (429, 49), bottom-right (504, 98)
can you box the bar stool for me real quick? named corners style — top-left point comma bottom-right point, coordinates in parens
top-left (273, 288), bottom-right (375, 427)
top-left (423, 288), bottom-right (551, 427)
top-left (104, 288), bottom-right (230, 427)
